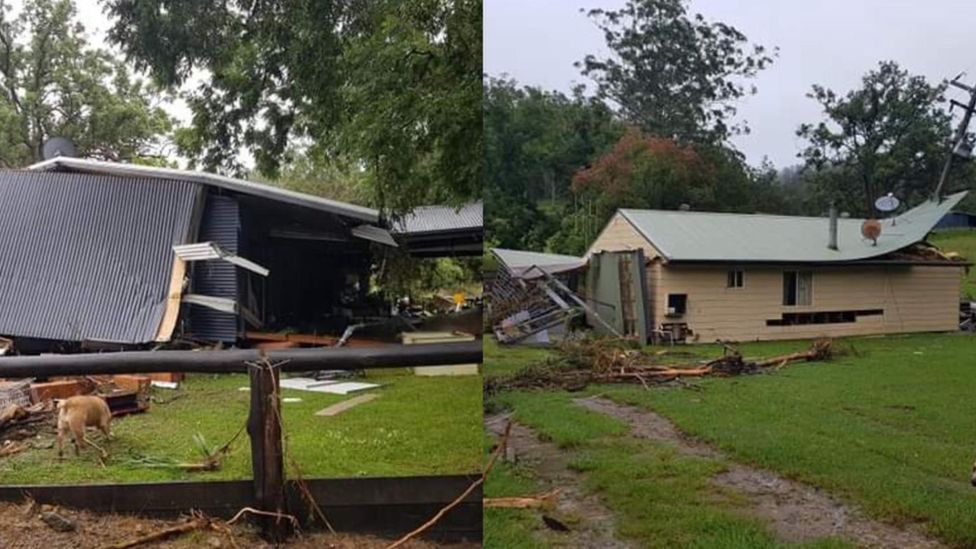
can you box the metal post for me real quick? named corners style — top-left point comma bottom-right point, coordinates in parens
top-left (934, 77), bottom-right (976, 201)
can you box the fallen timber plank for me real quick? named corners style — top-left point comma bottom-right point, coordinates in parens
top-left (0, 476), bottom-right (482, 539)
top-left (0, 341), bottom-right (483, 377)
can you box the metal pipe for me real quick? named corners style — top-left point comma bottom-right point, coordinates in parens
top-left (828, 203), bottom-right (838, 250)
top-left (0, 341), bottom-right (483, 378)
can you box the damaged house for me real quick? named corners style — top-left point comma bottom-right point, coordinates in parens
top-left (0, 158), bottom-right (416, 352)
top-left (585, 192), bottom-right (969, 343)
top-left (492, 192), bottom-right (969, 344)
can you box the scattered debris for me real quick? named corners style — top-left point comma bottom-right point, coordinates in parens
top-left (542, 515), bottom-right (571, 532)
top-left (315, 394), bottom-right (379, 417)
top-left (484, 489), bottom-right (561, 509)
top-left (40, 510), bottom-right (76, 532)
top-left (150, 380), bottom-right (179, 390)
top-left (280, 377), bottom-right (380, 395)
top-left (283, 397), bottom-right (303, 403)
top-left (486, 338), bottom-right (833, 394)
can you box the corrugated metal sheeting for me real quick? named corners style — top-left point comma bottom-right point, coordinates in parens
top-left (0, 170), bottom-right (200, 343)
top-left (393, 202), bottom-right (483, 235)
top-left (189, 195), bottom-right (241, 343)
top-left (619, 191), bottom-right (967, 263)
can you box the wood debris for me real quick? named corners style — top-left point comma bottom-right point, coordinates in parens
top-left (484, 489), bottom-right (561, 509)
top-left (486, 338), bottom-right (833, 394)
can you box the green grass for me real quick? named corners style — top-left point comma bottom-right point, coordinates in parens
top-left (0, 370), bottom-right (481, 484)
top-left (930, 229), bottom-right (976, 298)
top-left (597, 333), bottom-right (976, 547)
top-left (484, 338), bottom-right (554, 378)
top-left (487, 390), bottom-right (846, 549)
top-left (484, 434), bottom-right (549, 549)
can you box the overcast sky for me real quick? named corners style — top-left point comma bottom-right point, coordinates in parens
top-left (485, 0), bottom-right (976, 169)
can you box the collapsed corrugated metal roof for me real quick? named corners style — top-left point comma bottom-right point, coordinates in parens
top-left (393, 202), bottom-right (483, 234)
top-left (617, 191), bottom-right (968, 263)
top-left (0, 170), bottom-right (200, 343)
top-left (492, 248), bottom-right (585, 278)
top-left (28, 157), bottom-right (379, 223)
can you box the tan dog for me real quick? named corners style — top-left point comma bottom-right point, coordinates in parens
top-left (57, 395), bottom-right (111, 459)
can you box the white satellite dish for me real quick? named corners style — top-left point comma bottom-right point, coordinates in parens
top-left (42, 137), bottom-right (77, 160)
top-left (874, 193), bottom-right (900, 213)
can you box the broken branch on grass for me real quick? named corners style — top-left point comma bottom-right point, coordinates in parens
top-left (484, 489), bottom-right (561, 509)
top-left (486, 339), bottom-right (833, 394)
top-left (386, 421), bottom-right (512, 549)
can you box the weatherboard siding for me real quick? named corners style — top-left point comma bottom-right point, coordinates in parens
top-left (652, 264), bottom-right (962, 342)
top-left (587, 212), bottom-right (661, 259)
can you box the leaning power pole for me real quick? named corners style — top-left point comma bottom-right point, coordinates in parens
top-left (933, 74), bottom-right (976, 201)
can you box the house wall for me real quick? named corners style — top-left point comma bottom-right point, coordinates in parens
top-left (653, 264), bottom-right (963, 342)
top-left (587, 212), bottom-right (661, 259)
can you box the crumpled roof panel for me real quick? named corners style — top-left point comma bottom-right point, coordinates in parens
top-left (492, 248), bottom-right (585, 278)
top-left (620, 192), bottom-right (967, 262)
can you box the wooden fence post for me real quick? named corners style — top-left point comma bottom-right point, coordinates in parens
top-left (247, 359), bottom-right (289, 541)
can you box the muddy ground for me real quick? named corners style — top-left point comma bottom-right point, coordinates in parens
top-left (574, 396), bottom-right (943, 549)
top-left (484, 414), bottom-right (632, 548)
top-left (0, 501), bottom-right (479, 549)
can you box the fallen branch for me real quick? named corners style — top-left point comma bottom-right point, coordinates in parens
top-left (484, 489), bottom-right (561, 509)
top-left (386, 422), bottom-right (512, 549)
top-left (226, 507), bottom-right (300, 530)
top-left (487, 339), bottom-right (833, 394)
top-left (101, 513), bottom-right (209, 549)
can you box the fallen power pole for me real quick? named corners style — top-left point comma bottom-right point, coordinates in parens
top-left (934, 74), bottom-right (976, 201)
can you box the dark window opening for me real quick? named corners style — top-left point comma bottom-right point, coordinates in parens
top-left (766, 309), bottom-right (883, 326)
top-left (667, 294), bottom-right (687, 316)
top-left (727, 269), bottom-right (744, 288)
top-left (783, 271), bottom-right (812, 306)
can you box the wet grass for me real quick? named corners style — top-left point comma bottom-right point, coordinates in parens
top-left (485, 339), bottom-right (851, 547)
top-left (0, 370), bottom-right (482, 484)
top-left (599, 333), bottom-right (976, 547)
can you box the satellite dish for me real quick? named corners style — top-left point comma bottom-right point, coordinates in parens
top-left (874, 193), bottom-right (900, 213)
top-left (862, 219), bottom-right (882, 245)
top-left (42, 137), bottom-right (77, 160)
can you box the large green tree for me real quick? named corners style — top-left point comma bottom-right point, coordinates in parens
top-left (579, 0), bottom-right (774, 144)
top-left (102, 0), bottom-right (481, 211)
top-left (0, 0), bottom-right (172, 167)
top-left (798, 61), bottom-right (954, 215)
top-left (483, 78), bottom-right (623, 251)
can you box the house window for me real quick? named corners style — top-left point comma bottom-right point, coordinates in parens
top-left (726, 269), bottom-right (744, 288)
top-left (783, 271), bottom-right (812, 306)
top-left (667, 294), bottom-right (687, 316)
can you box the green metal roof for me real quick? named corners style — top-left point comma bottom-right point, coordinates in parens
top-left (619, 191), bottom-right (968, 263)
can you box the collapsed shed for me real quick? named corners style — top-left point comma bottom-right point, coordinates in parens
top-left (0, 158), bottom-right (397, 350)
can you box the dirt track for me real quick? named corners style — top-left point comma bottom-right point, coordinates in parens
top-left (484, 414), bottom-right (632, 548)
top-left (575, 396), bottom-right (944, 549)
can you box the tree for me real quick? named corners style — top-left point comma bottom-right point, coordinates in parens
top-left (483, 77), bottom-right (623, 251)
top-left (548, 128), bottom-right (792, 255)
top-left (103, 0), bottom-right (481, 212)
top-left (579, 0), bottom-right (774, 145)
top-left (797, 61), bottom-right (952, 215)
top-left (0, 0), bottom-right (172, 167)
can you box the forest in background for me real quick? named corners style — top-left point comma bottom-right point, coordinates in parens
top-left (485, 0), bottom-right (976, 256)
